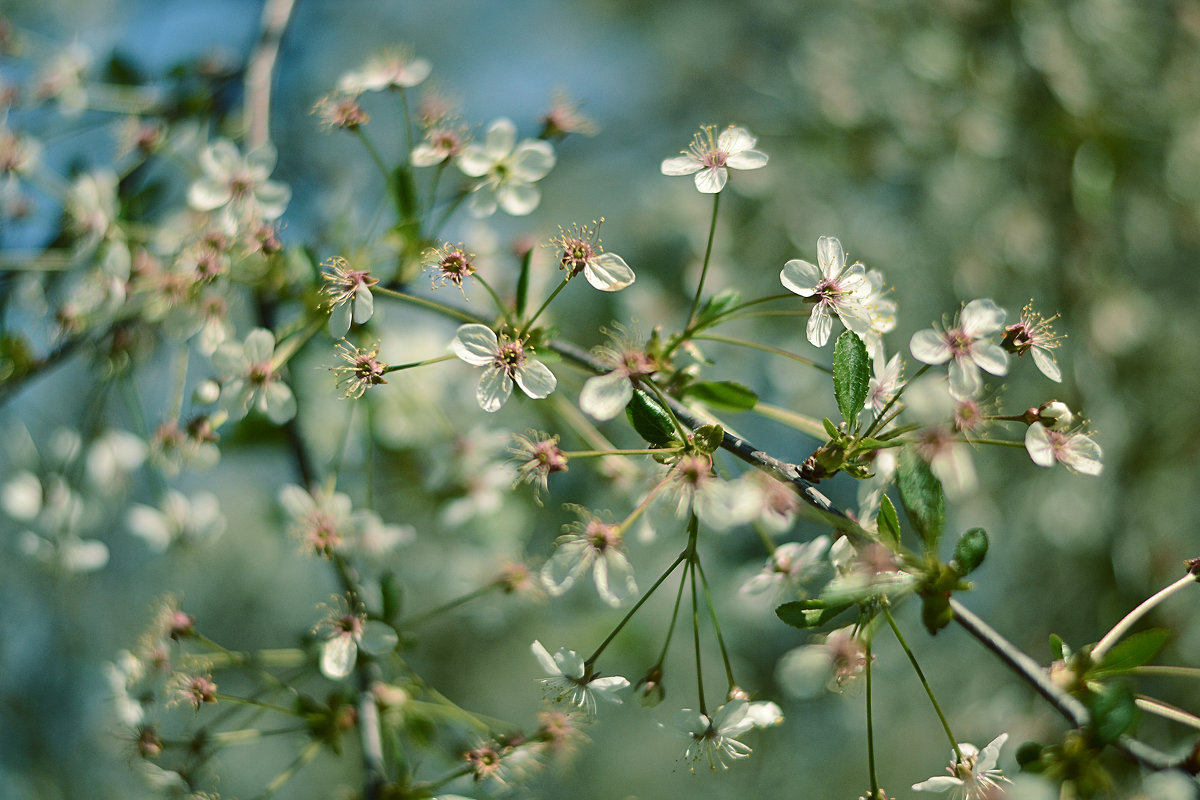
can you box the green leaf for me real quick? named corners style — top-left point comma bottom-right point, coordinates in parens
top-left (775, 598), bottom-right (854, 629)
top-left (626, 389), bottom-right (677, 447)
top-left (695, 289), bottom-right (742, 326)
top-left (683, 380), bottom-right (758, 411)
top-left (380, 572), bottom-right (403, 624)
top-left (832, 330), bottom-right (870, 425)
top-left (692, 424), bottom-right (724, 454)
top-left (952, 527), bottom-right (989, 575)
top-left (822, 417), bottom-right (840, 439)
top-left (876, 494), bottom-right (902, 549)
top-left (1050, 633), bottom-right (1068, 661)
top-left (896, 448), bottom-right (945, 551)
top-left (1090, 629), bottom-right (1171, 678)
top-left (515, 247), bottom-right (533, 320)
top-left (1087, 683), bottom-right (1138, 745)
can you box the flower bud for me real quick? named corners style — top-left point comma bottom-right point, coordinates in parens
top-left (1036, 401), bottom-right (1076, 430)
top-left (193, 379), bottom-right (220, 406)
top-left (634, 665), bottom-right (665, 707)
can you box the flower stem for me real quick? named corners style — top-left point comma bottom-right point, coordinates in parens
top-left (692, 333), bottom-right (831, 372)
top-left (1134, 696), bottom-right (1200, 731)
top-left (373, 285), bottom-right (483, 324)
top-left (355, 127), bottom-right (393, 187)
top-left (689, 552), bottom-right (707, 715)
top-left (473, 273), bottom-right (516, 328)
top-left (657, 557), bottom-right (691, 664)
top-left (250, 739), bottom-right (322, 800)
top-left (560, 447), bottom-right (666, 458)
top-left (866, 638), bottom-right (879, 800)
top-left (398, 581), bottom-right (503, 629)
top-left (882, 603), bottom-right (961, 761)
top-left (382, 353), bottom-right (456, 373)
top-left (864, 363), bottom-right (931, 440)
top-left (519, 276), bottom-right (571, 338)
top-left (684, 191), bottom-right (721, 331)
top-left (1092, 570), bottom-right (1198, 663)
top-left (695, 559), bottom-right (735, 690)
top-left (585, 551), bottom-right (688, 669)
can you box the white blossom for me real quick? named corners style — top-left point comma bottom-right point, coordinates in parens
top-left (781, 236), bottom-right (873, 347)
top-left (910, 299), bottom-right (1008, 399)
top-left (457, 118), bottom-right (555, 217)
top-left (451, 324), bottom-right (556, 412)
top-left (661, 125), bottom-right (768, 193)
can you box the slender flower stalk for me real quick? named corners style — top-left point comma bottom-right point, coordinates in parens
top-left (1092, 570), bottom-right (1198, 663)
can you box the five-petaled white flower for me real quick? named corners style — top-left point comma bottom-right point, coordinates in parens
top-left (909, 299), bottom-right (1008, 400)
top-left (867, 349), bottom-right (904, 414)
top-left (781, 235), bottom-right (873, 347)
top-left (670, 700), bottom-right (755, 771)
top-left (739, 537), bottom-right (830, 602)
top-left (531, 640), bottom-right (628, 716)
top-left (1025, 422), bottom-right (1102, 475)
top-left (337, 48), bottom-right (431, 95)
top-left (187, 138), bottom-right (291, 225)
top-left (451, 324), bottom-right (556, 412)
top-left (661, 125), bottom-right (768, 193)
top-left (913, 733), bottom-right (1011, 799)
top-left (541, 504), bottom-right (637, 607)
top-left (213, 328), bottom-right (297, 423)
top-left (456, 118), bottom-right (556, 217)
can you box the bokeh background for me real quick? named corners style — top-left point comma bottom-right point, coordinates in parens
top-left (3, 0), bottom-right (1200, 797)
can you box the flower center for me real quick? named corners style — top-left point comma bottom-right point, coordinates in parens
top-left (495, 340), bottom-right (526, 374)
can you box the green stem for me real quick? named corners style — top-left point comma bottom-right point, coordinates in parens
top-left (657, 557), bottom-right (691, 664)
top-left (473, 273), bottom-right (515, 328)
top-left (212, 694), bottom-right (300, 717)
top-left (883, 604), bottom-right (960, 760)
top-left (689, 552), bottom-right (706, 715)
top-left (866, 638), bottom-right (879, 800)
top-left (584, 551), bottom-right (688, 669)
top-left (250, 739), bottom-right (322, 800)
top-left (1092, 572), bottom-right (1198, 663)
top-left (374, 285), bottom-right (482, 324)
top-left (382, 353), bottom-right (456, 373)
top-left (1132, 665), bottom-right (1200, 680)
top-left (519, 276), bottom-right (571, 338)
top-left (695, 558), bottom-right (735, 690)
top-left (692, 333), bottom-right (831, 372)
top-left (685, 192), bottom-right (721, 331)
top-left (399, 581), bottom-right (503, 629)
top-left (355, 127), bottom-right (393, 186)
top-left (864, 364), bottom-right (930, 440)
top-left (429, 191), bottom-right (469, 240)
top-left (560, 448), bottom-right (666, 458)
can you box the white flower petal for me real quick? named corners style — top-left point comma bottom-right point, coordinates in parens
top-left (816, 236), bottom-right (845, 274)
top-left (912, 776), bottom-right (963, 792)
top-left (725, 149), bottom-right (768, 170)
top-left (243, 328), bottom-right (277, 364)
top-left (971, 341), bottom-right (1009, 376)
top-left (780, 259), bottom-right (822, 296)
top-left (515, 359), bottom-right (557, 399)
top-left (584, 252), bottom-right (635, 291)
top-left (947, 356), bottom-right (983, 399)
top-left (483, 118), bottom-right (517, 160)
top-left (531, 640), bottom-right (559, 675)
top-left (807, 305), bottom-right (833, 347)
top-left (187, 179), bottom-right (230, 212)
top-left (455, 146), bottom-right (492, 178)
top-left (320, 635), bottom-right (358, 680)
top-left (263, 382), bottom-right (297, 424)
top-left (497, 182), bottom-right (540, 216)
top-left (1031, 347), bottom-right (1062, 382)
top-left (909, 329), bottom-right (952, 365)
top-left (329, 301), bottom-right (352, 338)
top-left (352, 287), bottom-right (374, 324)
top-left (1063, 435), bottom-right (1103, 475)
top-left (694, 166), bottom-right (727, 193)
top-left (718, 126), bottom-right (756, 153)
top-left (579, 372), bottom-right (634, 420)
top-left (451, 324), bottom-right (498, 366)
top-left (476, 367), bottom-right (513, 412)
top-left (660, 155), bottom-right (702, 176)
top-left (1025, 423), bottom-right (1056, 467)
top-left (510, 141), bottom-right (556, 181)
top-left (960, 298), bottom-right (1006, 336)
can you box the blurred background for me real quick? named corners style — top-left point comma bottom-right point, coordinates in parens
top-left (2, 0), bottom-right (1200, 797)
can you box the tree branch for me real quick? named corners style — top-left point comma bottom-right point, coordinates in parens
top-left (245, 0), bottom-right (298, 149)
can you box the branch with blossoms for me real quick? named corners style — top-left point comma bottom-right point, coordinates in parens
top-left (3, 18), bottom-right (1200, 800)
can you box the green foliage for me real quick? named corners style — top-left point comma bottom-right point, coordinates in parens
top-left (832, 330), bottom-right (870, 426)
top-left (1086, 683), bottom-right (1139, 745)
top-left (625, 389), bottom-right (678, 446)
top-left (775, 598), bottom-right (855, 629)
top-left (683, 380), bottom-right (758, 411)
top-left (952, 527), bottom-right (989, 576)
top-left (1089, 629), bottom-right (1170, 678)
top-left (691, 424), bottom-right (724, 454)
top-left (693, 289), bottom-right (742, 329)
top-left (875, 494), bottom-right (902, 550)
top-left (896, 448), bottom-right (945, 552)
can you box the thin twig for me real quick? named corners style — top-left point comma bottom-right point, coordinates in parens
top-left (245, 0), bottom-right (298, 149)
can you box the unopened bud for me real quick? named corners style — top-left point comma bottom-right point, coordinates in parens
top-left (193, 380), bottom-right (220, 406)
top-left (1037, 401), bottom-right (1076, 430)
top-left (635, 665), bottom-right (665, 707)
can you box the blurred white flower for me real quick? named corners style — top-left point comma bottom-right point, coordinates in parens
top-left (669, 700), bottom-right (755, 771)
top-left (1025, 422), bottom-right (1102, 475)
top-left (661, 125), bottom-right (768, 193)
top-left (541, 505), bottom-right (637, 607)
top-left (910, 299), bottom-right (1008, 399)
top-left (338, 48), bottom-right (431, 94)
top-left (457, 118), bottom-right (555, 217)
top-left (740, 536), bottom-right (830, 602)
top-left (188, 138), bottom-right (291, 225)
top-left (912, 733), bottom-right (1010, 799)
top-left (213, 328), bottom-right (297, 424)
top-left (127, 490), bottom-right (226, 553)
